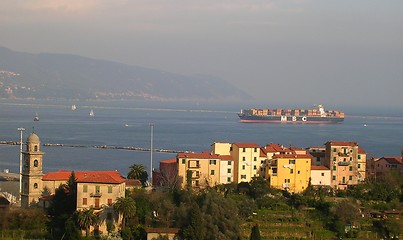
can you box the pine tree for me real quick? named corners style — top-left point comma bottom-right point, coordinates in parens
top-left (250, 224), bottom-right (261, 240)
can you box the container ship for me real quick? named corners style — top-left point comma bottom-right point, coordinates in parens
top-left (238, 104), bottom-right (344, 124)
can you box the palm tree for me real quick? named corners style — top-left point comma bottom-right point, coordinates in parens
top-left (77, 208), bottom-right (99, 237)
top-left (127, 164), bottom-right (148, 185)
top-left (113, 196), bottom-right (136, 229)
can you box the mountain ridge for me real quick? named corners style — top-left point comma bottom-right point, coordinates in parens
top-left (0, 47), bottom-right (252, 102)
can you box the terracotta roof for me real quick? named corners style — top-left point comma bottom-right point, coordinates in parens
top-left (259, 148), bottom-right (267, 157)
top-left (125, 179), bottom-right (142, 188)
top-left (160, 159), bottom-right (177, 164)
top-left (219, 155), bottom-right (233, 161)
top-left (273, 153), bottom-right (312, 159)
top-left (265, 144), bottom-right (290, 153)
top-left (233, 142), bottom-right (260, 148)
top-left (311, 165), bottom-right (330, 170)
top-left (42, 170), bottom-right (125, 184)
top-left (380, 157), bottom-right (402, 165)
top-left (177, 152), bottom-right (220, 159)
top-left (326, 141), bottom-right (358, 147)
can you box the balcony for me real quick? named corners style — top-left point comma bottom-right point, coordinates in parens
top-left (191, 173), bottom-right (200, 179)
top-left (90, 192), bottom-right (102, 197)
top-left (338, 161), bottom-right (350, 166)
top-left (338, 152), bottom-right (350, 157)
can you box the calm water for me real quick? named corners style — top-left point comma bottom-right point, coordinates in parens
top-left (0, 100), bottom-right (402, 176)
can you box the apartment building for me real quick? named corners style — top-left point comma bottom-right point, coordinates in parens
top-left (177, 152), bottom-right (221, 189)
top-left (268, 150), bottom-right (312, 193)
top-left (310, 166), bottom-right (331, 187)
top-left (325, 141), bottom-right (366, 189)
top-left (307, 146), bottom-right (326, 166)
top-left (367, 154), bottom-right (403, 179)
top-left (230, 143), bottom-right (261, 183)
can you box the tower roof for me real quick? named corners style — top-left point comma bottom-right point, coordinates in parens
top-left (27, 133), bottom-right (40, 143)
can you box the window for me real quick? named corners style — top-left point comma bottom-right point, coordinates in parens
top-left (242, 165), bottom-right (245, 170)
top-left (227, 169), bottom-right (231, 173)
top-left (350, 157), bottom-right (352, 161)
top-left (242, 148), bottom-right (246, 152)
top-left (33, 183), bottom-right (38, 189)
top-left (210, 159), bottom-right (216, 165)
top-left (228, 161), bottom-right (232, 165)
top-left (349, 166), bottom-right (353, 171)
top-left (284, 179), bottom-right (290, 183)
top-left (316, 157), bottom-right (320, 162)
top-left (241, 175), bottom-right (246, 179)
top-left (333, 157), bottom-right (336, 161)
top-left (242, 157), bottom-right (246, 161)
top-left (95, 186), bottom-right (101, 194)
top-left (349, 176), bottom-right (353, 180)
top-left (254, 165), bottom-right (257, 170)
top-left (253, 157), bottom-right (257, 161)
top-left (297, 170), bottom-right (300, 174)
top-left (34, 146), bottom-right (38, 152)
top-left (289, 160), bottom-right (295, 164)
top-left (272, 168), bottom-right (277, 174)
top-left (333, 148), bottom-right (336, 152)
top-left (182, 159), bottom-right (186, 164)
top-left (321, 173), bottom-right (325, 176)
top-left (108, 198), bottom-right (113, 206)
top-left (108, 186), bottom-right (112, 193)
top-left (227, 177), bottom-right (231, 182)
top-left (83, 198), bottom-right (87, 205)
top-left (358, 155), bottom-right (361, 159)
top-left (290, 169), bottom-right (294, 174)
top-left (83, 185), bottom-right (88, 193)
top-left (211, 170), bottom-right (215, 175)
top-left (332, 176), bottom-right (336, 180)
top-left (34, 160), bottom-right (38, 167)
top-left (333, 166), bottom-right (336, 171)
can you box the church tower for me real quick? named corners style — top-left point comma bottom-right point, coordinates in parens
top-left (21, 132), bottom-right (44, 208)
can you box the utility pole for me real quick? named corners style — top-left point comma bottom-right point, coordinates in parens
top-left (150, 123), bottom-right (154, 186)
top-left (17, 127), bottom-right (25, 201)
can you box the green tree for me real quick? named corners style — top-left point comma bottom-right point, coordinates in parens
top-left (77, 208), bottom-right (99, 237)
top-left (47, 172), bottom-right (78, 239)
top-left (128, 164), bottom-right (149, 186)
top-left (181, 202), bottom-right (202, 240)
top-left (113, 197), bottom-right (136, 229)
top-left (249, 224), bottom-right (261, 240)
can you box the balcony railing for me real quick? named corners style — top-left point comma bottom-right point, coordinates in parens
top-left (90, 192), bottom-right (102, 197)
top-left (338, 152), bottom-right (350, 157)
top-left (188, 164), bottom-right (200, 168)
top-left (338, 161), bottom-right (350, 166)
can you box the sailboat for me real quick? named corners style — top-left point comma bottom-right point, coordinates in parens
top-left (89, 109), bottom-right (94, 117)
top-left (71, 104), bottom-right (77, 110)
top-left (34, 112), bottom-right (39, 121)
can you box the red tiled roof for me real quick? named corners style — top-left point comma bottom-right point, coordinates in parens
top-left (380, 157), bottom-right (402, 165)
top-left (311, 166), bottom-right (330, 170)
top-left (42, 170), bottom-right (125, 184)
top-left (233, 142), bottom-right (260, 148)
top-left (160, 159), bottom-right (177, 164)
top-left (273, 153), bottom-right (312, 159)
top-left (177, 152), bottom-right (220, 159)
top-left (326, 141), bottom-right (358, 147)
top-left (219, 155), bottom-right (233, 161)
top-left (358, 147), bottom-right (366, 154)
top-left (125, 179), bottom-right (142, 187)
top-left (265, 144), bottom-right (290, 153)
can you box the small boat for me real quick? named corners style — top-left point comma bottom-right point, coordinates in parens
top-left (34, 112), bottom-right (39, 121)
top-left (71, 104), bottom-right (77, 110)
top-left (89, 109), bottom-right (94, 117)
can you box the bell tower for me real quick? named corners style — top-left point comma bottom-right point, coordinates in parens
top-left (21, 132), bottom-right (44, 208)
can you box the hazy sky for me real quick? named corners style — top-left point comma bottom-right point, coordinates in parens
top-left (1, 0), bottom-right (402, 110)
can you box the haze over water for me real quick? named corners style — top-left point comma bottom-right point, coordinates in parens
top-left (0, 100), bottom-right (402, 177)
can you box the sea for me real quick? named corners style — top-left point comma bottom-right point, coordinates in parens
top-left (0, 99), bottom-right (403, 178)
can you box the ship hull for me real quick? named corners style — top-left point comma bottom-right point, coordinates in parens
top-left (238, 114), bottom-right (344, 124)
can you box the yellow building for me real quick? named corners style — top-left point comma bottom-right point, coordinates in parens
top-left (21, 132), bottom-right (125, 235)
top-left (230, 143), bottom-right (261, 183)
top-left (177, 152), bottom-right (221, 189)
top-left (211, 142), bottom-right (232, 155)
top-left (268, 151), bottom-right (312, 193)
top-left (325, 141), bottom-right (366, 189)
